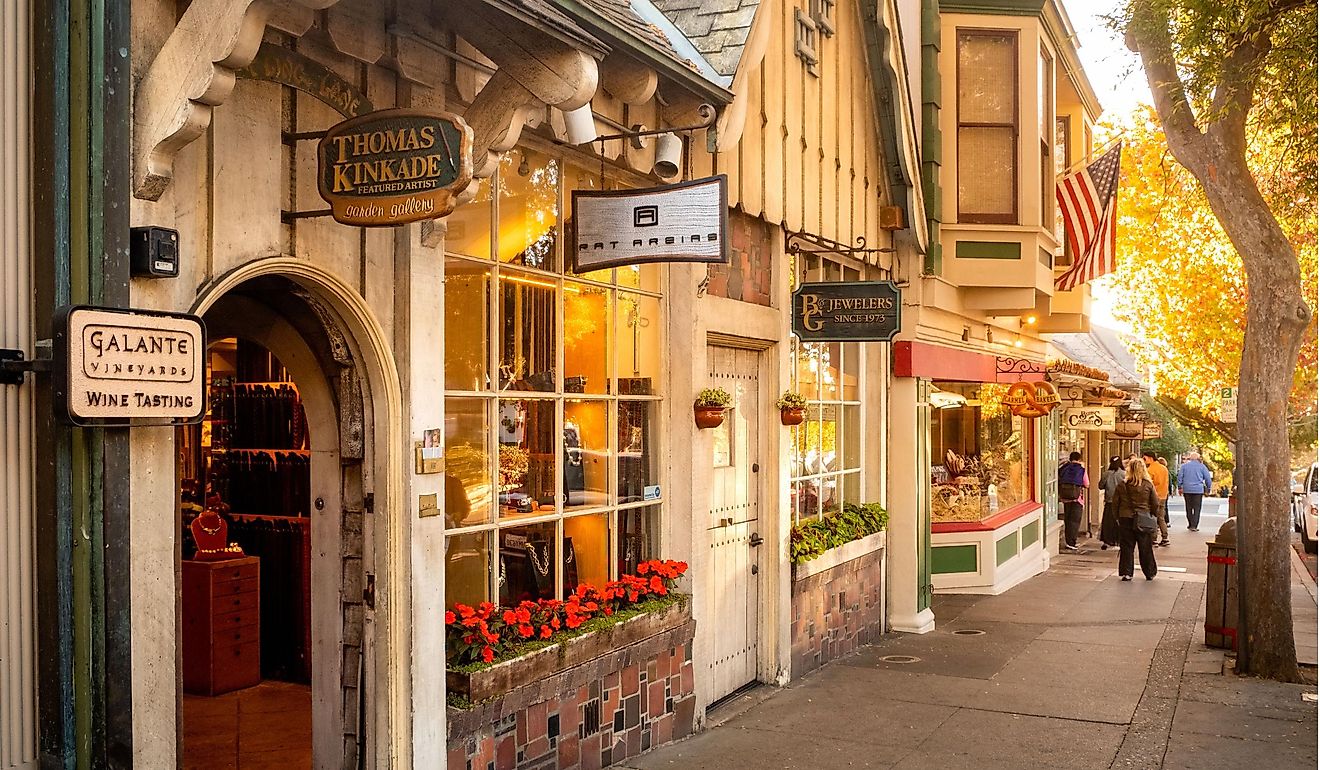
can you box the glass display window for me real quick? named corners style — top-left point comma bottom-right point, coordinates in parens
top-left (789, 255), bottom-right (868, 523)
top-left (930, 382), bottom-right (1033, 523)
top-left (443, 149), bottom-right (664, 610)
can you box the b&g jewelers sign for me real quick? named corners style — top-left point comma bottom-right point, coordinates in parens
top-left (54, 306), bottom-right (206, 426)
top-left (317, 109), bottom-right (473, 227)
top-left (791, 281), bottom-right (902, 342)
top-left (571, 175), bottom-right (729, 272)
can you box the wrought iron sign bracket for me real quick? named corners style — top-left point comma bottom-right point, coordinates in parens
top-left (995, 356), bottom-right (1046, 377)
top-left (592, 104), bottom-right (718, 150)
top-left (786, 229), bottom-right (900, 283)
top-left (0, 343), bottom-right (52, 385)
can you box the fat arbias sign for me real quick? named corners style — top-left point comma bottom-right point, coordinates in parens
top-left (53, 306), bottom-right (206, 427)
top-left (791, 281), bottom-right (902, 342)
top-left (571, 175), bottom-right (729, 272)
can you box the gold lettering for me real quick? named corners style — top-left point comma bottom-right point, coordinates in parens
top-left (801, 294), bottom-right (824, 332)
top-left (419, 125), bottom-right (435, 148)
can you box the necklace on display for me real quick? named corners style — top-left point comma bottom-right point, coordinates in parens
top-left (525, 542), bottom-right (551, 577)
top-left (196, 513), bottom-right (223, 535)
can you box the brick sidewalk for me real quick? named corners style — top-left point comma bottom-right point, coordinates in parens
top-left (622, 519), bottom-right (1318, 769)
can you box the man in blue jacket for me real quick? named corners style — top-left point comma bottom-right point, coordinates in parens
top-left (1177, 451), bottom-right (1215, 531)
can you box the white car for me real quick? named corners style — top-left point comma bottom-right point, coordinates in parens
top-left (1292, 463), bottom-right (1318, 553)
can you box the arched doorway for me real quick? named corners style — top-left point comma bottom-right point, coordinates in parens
top-left (176, 274), bottom-right (389, 768)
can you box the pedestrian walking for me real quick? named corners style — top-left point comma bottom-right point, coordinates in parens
top-left (1177, 451), bottom-right (1214, 531)
top-left (1143, 451), bottom-right (1171, 546)
top-left (1058, 451), bottom-right (1089, 551)
top-left (1098, 456), bottom-right (1124, 549)
top-left (1115, 457), bottom-right (1160, 581)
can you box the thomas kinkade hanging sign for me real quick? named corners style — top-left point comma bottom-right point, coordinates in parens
top-left (53, 305), bottom-right (206, 427)
top-left (571, 175), bottom-right (729, 272)
top-left (317, 109), bottom-right (473, 227)
top-left (791, 281), bottom-right (902, 342)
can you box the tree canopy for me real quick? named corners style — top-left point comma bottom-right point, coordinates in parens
top-left (1104, 105), bottom-right (1317, 430)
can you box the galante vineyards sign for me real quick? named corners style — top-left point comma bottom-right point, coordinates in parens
top-left (571, 175), bottom-right (729, 272)
top-left (317, 108), bottom-right (473, 227)
top-left (54, 306), bottom-right (206, 426)
top-left (791, 281), bottom-right (902, 341)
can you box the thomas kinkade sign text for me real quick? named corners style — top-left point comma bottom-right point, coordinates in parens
top-left (791, 281), bottom-right (902, 341)
top-left (317, 109), bottom-right (473, 227)
top-left (55, 306), bottom-right (206, 426)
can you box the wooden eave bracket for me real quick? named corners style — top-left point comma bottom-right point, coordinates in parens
top-left (437, 0), bottom-right (599, 179)
top-left (132, 0), bottom-right (342, 201)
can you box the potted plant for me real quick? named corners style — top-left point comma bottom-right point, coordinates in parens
top-left (777, 391), bottom-right (808, 425)
top-left (694, 387), bottom-right (732, 428)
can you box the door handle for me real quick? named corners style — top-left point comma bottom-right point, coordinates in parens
top-left (749, 533), bottom-right (763, 547)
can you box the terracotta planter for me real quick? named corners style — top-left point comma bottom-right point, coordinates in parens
top-left (780, 406), bottom-right (806, 425)
top-left (694, 405), bottom-right (726, 428)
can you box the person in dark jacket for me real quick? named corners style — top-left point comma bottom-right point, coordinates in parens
top-left (1115, 457), bottom-right (1160, 581)
top-left (1098, 456), bottom-right (1125, 549)
top-left (1058, 451), bottom-right (1089, 551)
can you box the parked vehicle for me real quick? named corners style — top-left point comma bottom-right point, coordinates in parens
top-left (1291, 463), bottom-right (1318, 553)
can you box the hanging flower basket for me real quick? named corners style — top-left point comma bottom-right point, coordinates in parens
top-left (780, 406), bottom-right (807, 426)
top-left (694, 387), bottom-right (732, 429)
top-left (694, 406), bottom-right (726, 429)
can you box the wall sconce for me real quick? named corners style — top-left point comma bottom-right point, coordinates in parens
top-left (1022, 313), bottom-right (1038, 327)
top-left (654, 132), bottom-right (682, 178)
top-left (560, 103), bottom-right (598, 145)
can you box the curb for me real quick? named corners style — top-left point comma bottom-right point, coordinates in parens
top-left (1290, 542), bottom-right (1318, 603)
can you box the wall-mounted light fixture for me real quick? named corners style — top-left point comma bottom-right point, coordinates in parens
top-left (654, 132), bottom-right (682, 178)
top-left (560, 103), bottom-right (598, 145)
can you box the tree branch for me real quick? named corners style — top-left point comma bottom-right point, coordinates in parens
top-left (1208, 28), bottom-right (1271, 158)
top-left (1154, 394), bottom-right (1236, 443)
top-left (1126, 3), bottom-right (1207, 168)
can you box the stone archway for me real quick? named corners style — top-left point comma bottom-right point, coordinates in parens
top-left (188, 259), bottom-right (409, 767)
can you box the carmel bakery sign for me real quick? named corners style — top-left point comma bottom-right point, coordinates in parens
top-left (791, 281), bottom-right (902, 342)
top-left (54, 306), bottom-right (206, 426)
top-left (317, 109), bottom-right (473, 227)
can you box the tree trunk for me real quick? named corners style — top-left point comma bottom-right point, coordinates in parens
top-left (1193, 145), bottom-right (1309, 683)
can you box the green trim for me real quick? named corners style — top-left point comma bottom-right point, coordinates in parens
top-left (996, 532), bottom-right (1018, 565)
top-left (1021, 519), bottom-right (1040, 548)
top-left (937, 0), bottom-right (1044, 14)
top-left (932, 544), bottom-right (978, 574)
top-left (956, 241), bottom-right (1022, 260)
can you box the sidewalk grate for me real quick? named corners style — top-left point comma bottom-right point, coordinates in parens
top-left (952, 629), bottom-right (986, 636)
top-left (879, 655), bottom-right (921, 664)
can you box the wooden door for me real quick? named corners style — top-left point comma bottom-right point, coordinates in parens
top-left (705, 346), bottom-right (762, 703)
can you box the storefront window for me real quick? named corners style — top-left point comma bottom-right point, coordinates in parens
top-left (443, 150), bottom-right (664, 609)
top-left (930, 382), bottom-right (1033, 522)
top-left (789, 255), bottom-right (866, 523)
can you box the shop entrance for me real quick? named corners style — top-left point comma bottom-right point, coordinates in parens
top-left (177, 278), bottom-right (373, 768)
top-left (705, 345), bottom-right (764, 702)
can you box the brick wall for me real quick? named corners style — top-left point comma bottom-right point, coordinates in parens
top-left (447, 621), bottom-right (696, 770)
top-left (705, 210), bottom-right (773, 305)
top-left (790, 552), bottom-right (884, 678)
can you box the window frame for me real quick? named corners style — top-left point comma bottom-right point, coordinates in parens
top-left (1054, 114), bottom-right (1072, 266)
top-left (442, 149), bottom-right (667, 609)
top-left (788, 254), bottom-right (868, 525)
top-left (1038, 42), bottom-right (1054, 233)
top-left (955, 27), bottom-right (1020, 225)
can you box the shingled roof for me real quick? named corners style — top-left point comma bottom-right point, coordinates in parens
top-left (1047, 325), bottom-right (1144, 390)
top-left (650, 0), bottom-right (762, 77)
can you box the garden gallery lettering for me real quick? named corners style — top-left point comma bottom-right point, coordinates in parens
top-left (791, 281), bottom-right (902, 341)
top-left (55, 306), bottom-right (206, 426)
top-left (317, 109), bottom-right (473, 227)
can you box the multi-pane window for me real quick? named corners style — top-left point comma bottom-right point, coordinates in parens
top-left (1054, 116), bottom-right (1071, 265)
top-left (956, 29), bottom-right (1019, 224)
top-left (443, 147), bottom-right (664, 610)
top-left (789, 256), bottom-right (864, 523)
top-left (1039, 44), bottom-right (1054, 232)
top-left (929, 383), bottom-right (1033, 524)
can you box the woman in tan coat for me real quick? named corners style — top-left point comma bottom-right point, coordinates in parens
top-left (1114, 457), bottom-right (1160, 581)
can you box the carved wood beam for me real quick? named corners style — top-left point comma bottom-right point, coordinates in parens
top-left (132, 0), bottom-right (341, 201)
top-left (464, 71), bottom-right (545, 179)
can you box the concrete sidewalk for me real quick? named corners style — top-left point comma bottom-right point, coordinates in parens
top-left (625, 506), bottom-right (1318, 769)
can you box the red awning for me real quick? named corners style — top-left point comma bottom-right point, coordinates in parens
top-left (894, 341), bottom-right (1045, 383)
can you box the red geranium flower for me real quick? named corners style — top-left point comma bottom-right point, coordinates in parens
top-left (445, 611), bottom-right (456, 625)
top-left (482, 646), bottom-right (495, 663)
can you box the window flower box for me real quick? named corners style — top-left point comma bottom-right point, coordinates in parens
top-left (447, 595), bottom-right (690, 703)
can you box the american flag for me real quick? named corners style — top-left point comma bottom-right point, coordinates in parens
top-left (1055, 144), bottom-right (1122, 291)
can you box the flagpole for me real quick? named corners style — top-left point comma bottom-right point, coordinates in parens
top-left (1055, 134), bottom-right (1124, 180)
